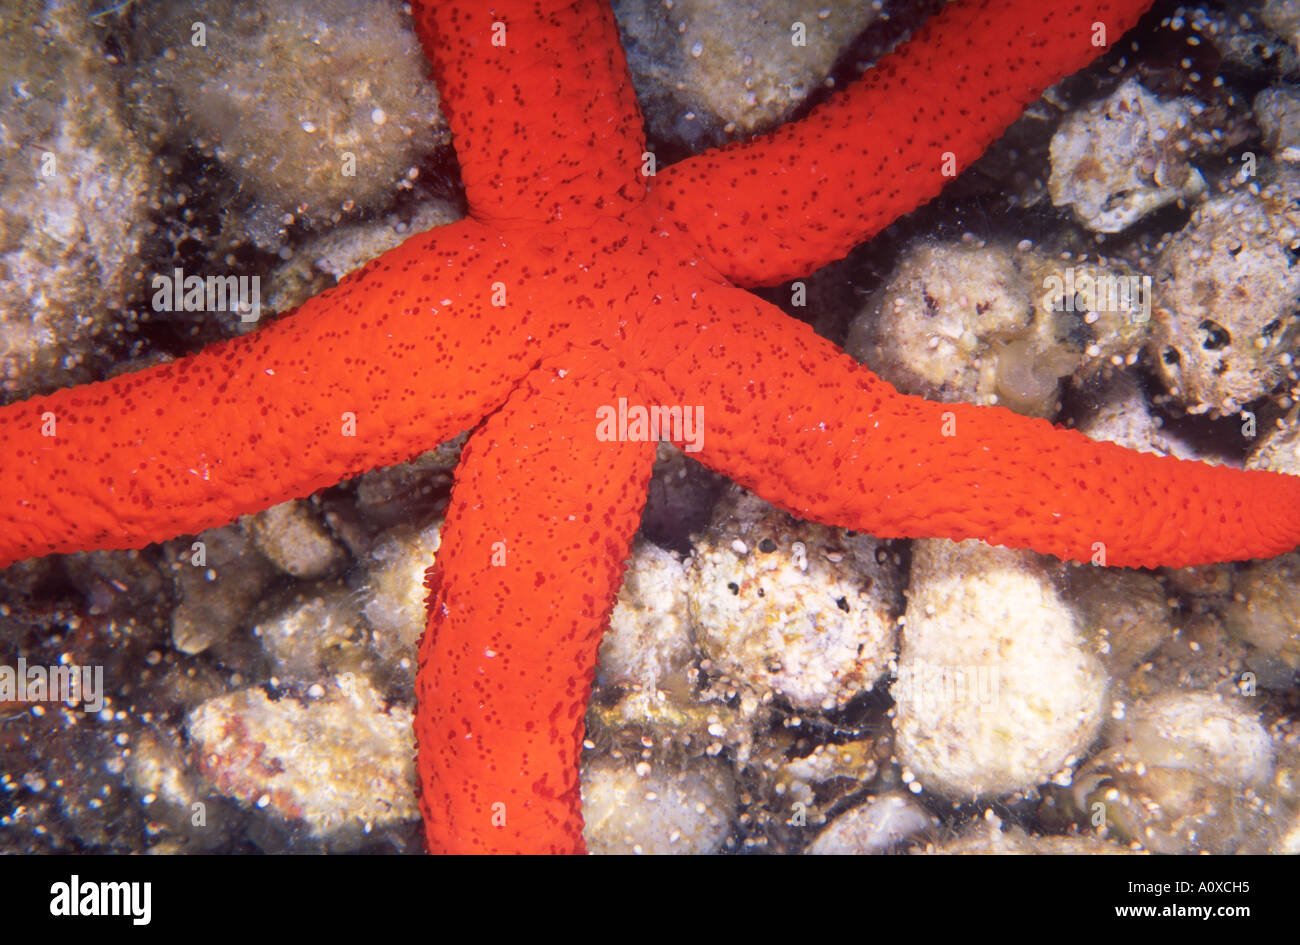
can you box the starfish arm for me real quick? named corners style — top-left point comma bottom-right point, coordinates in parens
top-left (416, 355), bottom-right (656, 854)
top-left (411, 0), bottom-right (645, 226)
top-left (0, 219), bottom-right (540, 568)
top-left (643, 286), bottom-right (1300, 569)
top-left (649, 0), bottom-right (1154, 286)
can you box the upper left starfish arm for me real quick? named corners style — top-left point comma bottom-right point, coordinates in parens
top-left (0, 218), bottom-right (540, 568)
top-left (410, 0), bottom-right (646, 227)
top-left (643, 285), bottom-right (1300, 570)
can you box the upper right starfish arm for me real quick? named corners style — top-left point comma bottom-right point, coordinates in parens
top-left (649, 0), bottom-right (1155, 286)
top-left (0, 218), bottom-right (538, 568)
top-left (643, 285), bottom-right (1300, 570)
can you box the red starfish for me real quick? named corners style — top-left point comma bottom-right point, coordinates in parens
top-left (3, 0), bottom-right (1298, 854)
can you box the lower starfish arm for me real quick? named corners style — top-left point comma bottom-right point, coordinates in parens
top-left (417, 353), bottom-right (655, 854)
top-left (0, 219), bottom-right (538, 567)
top-left (645, 286), bottom-right (1300, 569)
top-left (650, 0), bottom-right (1154, 286)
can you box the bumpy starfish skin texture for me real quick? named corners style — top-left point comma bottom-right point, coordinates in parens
top-left (2, 0), bottom-right (1299, 853)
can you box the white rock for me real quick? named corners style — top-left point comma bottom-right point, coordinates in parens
top-left (894, 539), bottom-right (1107, 798)
top-left (581, 754), bottom-right (735, 855)
top-left (805, 793), bottom-right (934, 854)
top-left (688, 488), bottom-right (902, 711)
